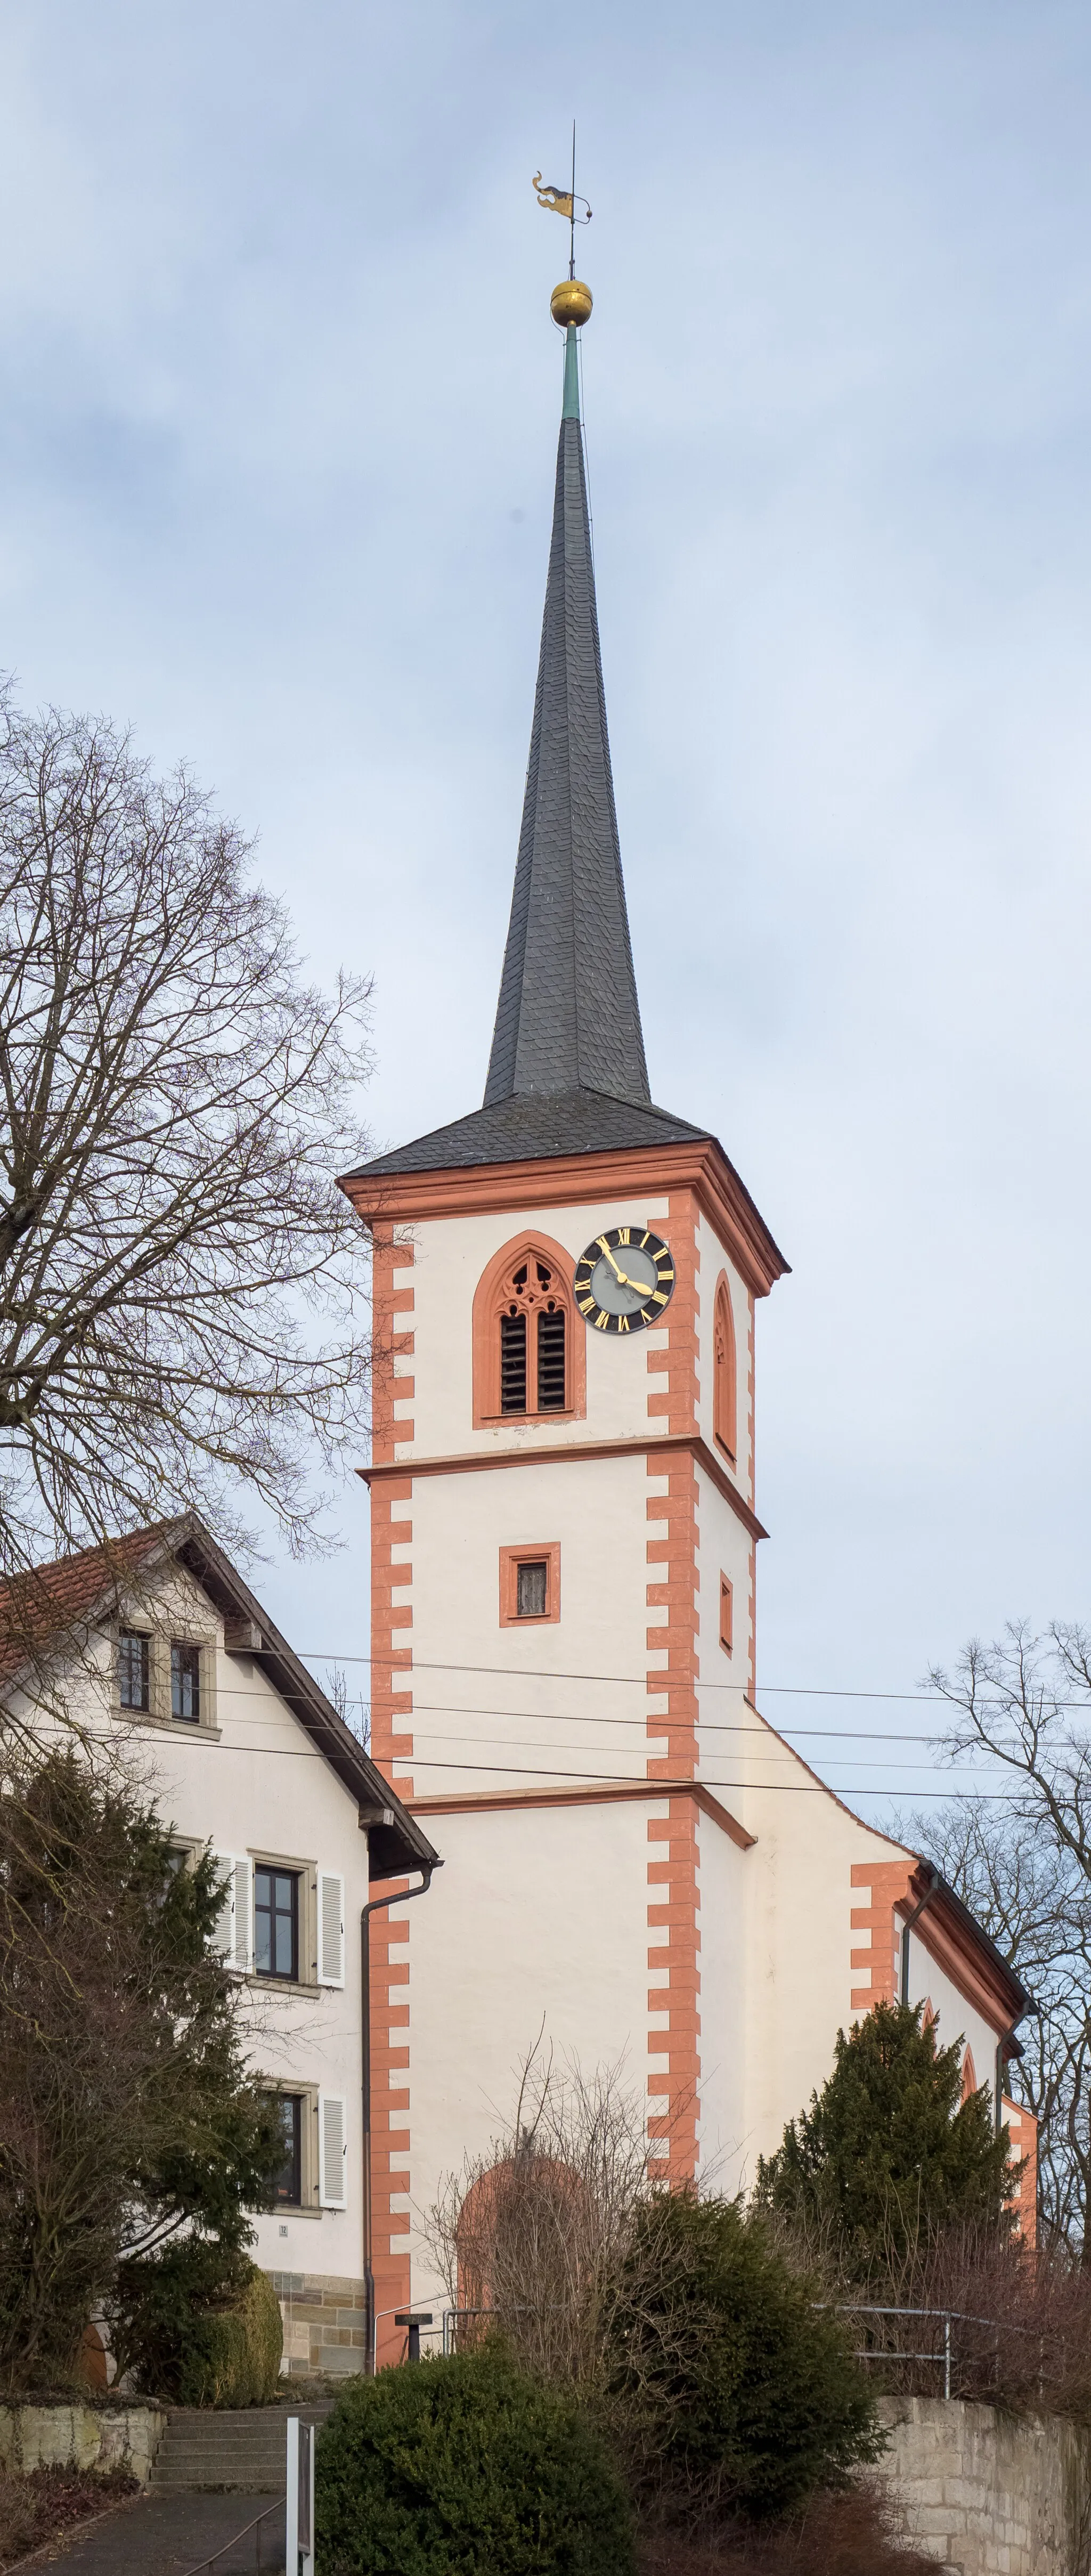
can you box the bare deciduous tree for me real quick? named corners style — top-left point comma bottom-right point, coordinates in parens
top-left (925, 1619), bottom-right (1091, 2249)
top-left (0, 694), bottom-right (372, 1583)
top-left (421, 2043), bottom-right (653, 2384)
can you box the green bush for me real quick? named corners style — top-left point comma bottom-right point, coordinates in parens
top-left (118, 2247), bottom-right (282, 2406)
top-left (314, 2343), bottom-right (634, 2575)
top-left (606, 2194), bottom-right (883, 2521)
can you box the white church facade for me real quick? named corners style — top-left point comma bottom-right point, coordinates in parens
top-left (341, 294), bottom-right (1037, 2364)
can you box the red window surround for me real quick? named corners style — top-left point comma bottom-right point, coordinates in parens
top-left (473, 1232), bottom-right (585, 1429)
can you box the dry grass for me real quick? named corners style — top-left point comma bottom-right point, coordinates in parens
top-left (0, 2465), bottom-right (137, 2571)
top-left (838, 2229), bottom-right (1091, 2419)
top-left (636, 2485), bottom-right (934, 2576)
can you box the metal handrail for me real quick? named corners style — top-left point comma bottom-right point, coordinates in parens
top-left (178, 2492), bottom-right (286, 2576)
top-left (833, 2302), bottom-right (1038, 2405)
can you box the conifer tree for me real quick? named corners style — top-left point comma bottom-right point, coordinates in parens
top-left (754, 2001), bottom-right (1016, 2276)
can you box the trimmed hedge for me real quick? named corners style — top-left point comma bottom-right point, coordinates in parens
top-left (314, 2343), bottom-right (634, 2575)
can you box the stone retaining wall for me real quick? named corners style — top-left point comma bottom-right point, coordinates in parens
top-left (0, 2400), bottom-right (167, 2486)
top-left (880, 2396), bottom-right (1091, 2575)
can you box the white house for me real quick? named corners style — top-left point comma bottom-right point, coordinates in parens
top-left (0, 1513), bottom-right (438, 2378)
top-left (339, 290), bottom-right (1037, 2361)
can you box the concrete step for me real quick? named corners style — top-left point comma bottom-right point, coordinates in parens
top-left (150, 2402), bottom-right (334, 2493)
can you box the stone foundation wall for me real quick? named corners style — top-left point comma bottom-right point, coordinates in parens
top-left (268, 2268), bottom-right (369, 2377)
top-left (0, 2400), bottom-right (166, 2485)
top-left (880, 2396), bottom-right (1091, 2575)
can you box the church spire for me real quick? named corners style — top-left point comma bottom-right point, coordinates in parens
top-left (483, 286), bottom-right (651, 1110)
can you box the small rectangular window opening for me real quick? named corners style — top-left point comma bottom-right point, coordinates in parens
top-left (719, 1575), bottom-right (734, 1656)
top-left (516, 1559), bottom-right (549, 1619)
top-left (118, 1631), bottom-right (150, 1711)
top-left (171, 1640), bottom-right (201, 1722)
top-left (270, 2093), bottom-right (303, 2205)
top-left (255, 1866), bottom-right (299, 1980)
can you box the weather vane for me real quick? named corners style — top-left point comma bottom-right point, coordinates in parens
top-left (532, 122), bottom-right (591, 282)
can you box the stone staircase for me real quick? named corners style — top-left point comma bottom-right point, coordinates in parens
top-left (150, 2401), bottom-right (334, 2493)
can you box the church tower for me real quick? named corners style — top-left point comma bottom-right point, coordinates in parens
top-left (340, 282), bottom-right (1031, 2358)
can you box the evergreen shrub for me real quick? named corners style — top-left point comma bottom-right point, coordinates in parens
top-left (754, 2001), bottom-right (1016, 2275)
top-left (314, 2342), bottom-right (634, 2575)
top-left (606, 2194), bottom-right (883, 2521)
top-left (120, 2249), bottom-right (282, 2406)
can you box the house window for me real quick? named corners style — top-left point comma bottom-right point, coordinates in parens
top-left (255, 1867), bottom-right (299, 1980)
top-left (499, 1543), bottom-right (561, 1627)
top-left (719, 1575), bottom-right (733, 1656)
top-left (713, 1275), bottom-right (737, 1464)
top-left (271, 2094), bottom-right (303, 2205)
top-left (517, 1560), bottom-right (548, 1618)
top-left (118, 1631), bottom-right (150, 1711)
top-left (171, 1641), bottom-right (201, 1722)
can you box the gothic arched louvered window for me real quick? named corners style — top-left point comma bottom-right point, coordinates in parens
top-left (472, 1231), bottom-right (585, 1429)
top-left (498, 1253), bottom-right (568, 1416)
top-left (713, 1274), bottom-right (737, 1464)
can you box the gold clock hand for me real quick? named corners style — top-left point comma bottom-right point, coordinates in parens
top-left (601, 1246), bottom-right (626, 1283)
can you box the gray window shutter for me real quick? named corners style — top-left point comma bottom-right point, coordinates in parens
top-left (212, 1854), bottom-right (235, 1961)
top-left (316, 1872), bottom-right (345, 1987)
top-left (232, 1857), bottom-right (252, 1974)
top-left (319, 2093), bottom-right (347, 2207)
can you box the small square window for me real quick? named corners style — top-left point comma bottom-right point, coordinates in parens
top-left (516, 1560), bottom-right (548, 1619)
top-left (269, 2093), bottom-right (303, 2205)
top-left (118, 1631), bottom-right (150, 1711)
top-left (171, 1640), bottom-right (201, 1722)
top-left (499, 1542), bottom-right (560, 1627)
top-left (255, 1867), bottom-right (299, 1980)
top-left (719, 1575), bottom-right (733, 1656)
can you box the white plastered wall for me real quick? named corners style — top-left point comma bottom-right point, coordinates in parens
top-left (694, 1811), bottom-right (750, 2195)
top-left (738, 1727), bottom-right (915, 2182)
top-left (404, 1452), bottom-right (657, 1797)
top-left (396, 1193), bottom-right (672, 1459)
top-left (904, 1926), bottom-right (1004, 2112)
top-left (21, 1562), bottom-right (369, 2282)
top-left (404, 1796), bottom-right (658, 2321)
top-left (694, 1210), bottom-right (752, 1494)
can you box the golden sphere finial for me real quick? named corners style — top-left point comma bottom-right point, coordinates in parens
top-left (550, 278), bottom-right (592, 329)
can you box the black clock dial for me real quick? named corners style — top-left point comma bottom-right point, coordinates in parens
top-left (573, 1228), bottom-right (675, 1335)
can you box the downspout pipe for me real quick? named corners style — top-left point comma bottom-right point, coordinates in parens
top-left (361, 1862), bottom-right (439, 2375)
top-left (899, 1862), bottom-right (939, 2007)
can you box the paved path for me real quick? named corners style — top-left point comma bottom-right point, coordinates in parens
top-left (18, 2490), bottom-right (284, 2574)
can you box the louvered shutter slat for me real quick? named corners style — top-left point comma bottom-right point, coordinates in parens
top-left (232, 1857), bottom-right (252, 1974)
top-left (212, 1852), bottom-right (235, 1961)
top-left (317, 1872), bottom-right (345, 1986)
top-left (319, 2093), bottom-right (347, 2207)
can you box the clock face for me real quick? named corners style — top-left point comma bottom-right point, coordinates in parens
top-left (573, 1227), bottom-right (675, 1335)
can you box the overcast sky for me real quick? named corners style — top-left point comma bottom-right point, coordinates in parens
top-left (3, 0), bottom-right (1090, 1822)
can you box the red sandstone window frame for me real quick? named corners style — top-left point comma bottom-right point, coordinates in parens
top-left (719, 1573), bottom-right (733, 1656)
top-left (713, 1272), bottom-right (737, 1464)
top-left (499, 1542), bottom-right (561, 1627)
top-left (472, 1232), bottom-right (585, 1429)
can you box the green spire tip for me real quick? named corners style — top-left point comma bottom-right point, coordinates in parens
top-left (562, 325), bottom-right (580, 422)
